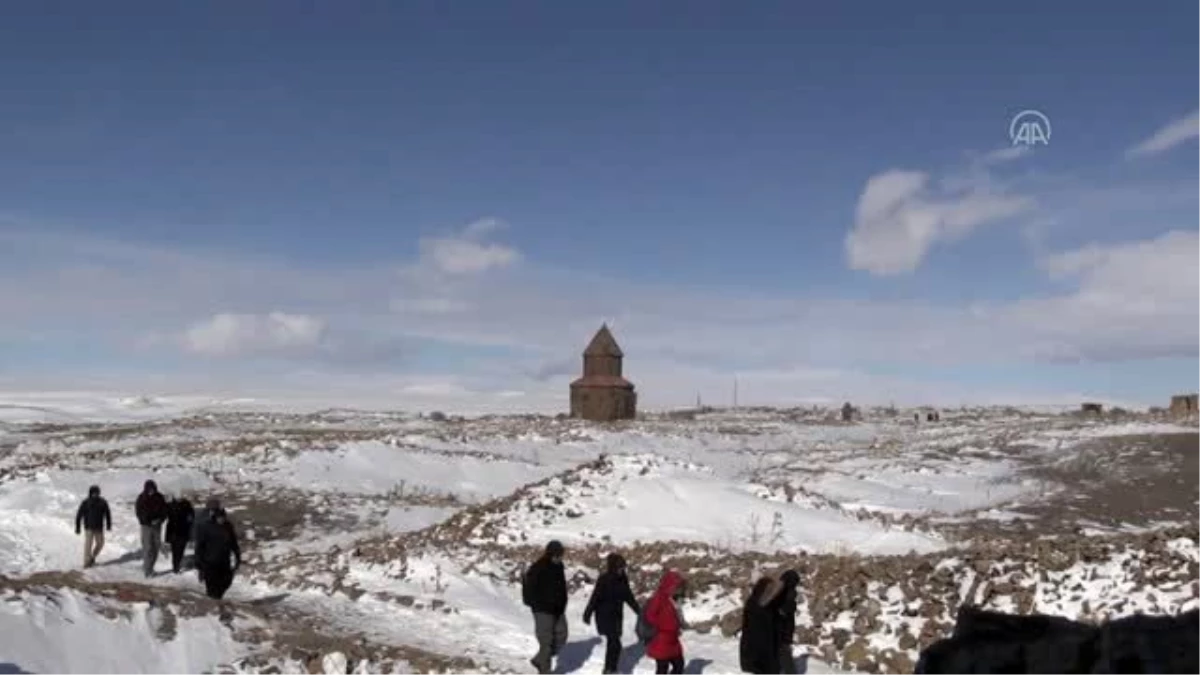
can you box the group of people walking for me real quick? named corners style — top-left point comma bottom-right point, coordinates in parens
top-left (74, 480), bottom-right (243, 600)
top-left (523, 541), bottom-right (801, 675)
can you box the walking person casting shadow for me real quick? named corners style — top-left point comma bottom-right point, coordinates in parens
top-left (194, 498), bottom-right (242, 602)
top-left (643, 570), bottom-right (689, 675)
top-left (165, 495), bottom-right (195, 574)
top-left (583, 553), bottom-right (641, 674)
top-left (134, 480), bottom-right (167, 577)
top-left (75, 485), bottom-right (111, 568)
top-left (523, 540), bottom-right (569, 674)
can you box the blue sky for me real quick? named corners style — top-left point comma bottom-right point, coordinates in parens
top-left (1, 1), bottom-right (1196, 410)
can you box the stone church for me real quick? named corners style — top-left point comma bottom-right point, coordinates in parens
top-left (569, 324), bottom-right (637, 421)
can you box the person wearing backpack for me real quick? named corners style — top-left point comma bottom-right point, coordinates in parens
top-left (644, 570), bottom-right (688, 674)
top-left (523, 540), bottom-right (568, 674)
top-left (583, 553), bottom-right (641, 674)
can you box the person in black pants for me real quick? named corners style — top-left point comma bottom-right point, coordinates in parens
top-left (583, 553), bottom-right (641, 674)
top-left (194, 498), bottom-right (241, 600)
top-left (165, 496), bottom-right (195, 573)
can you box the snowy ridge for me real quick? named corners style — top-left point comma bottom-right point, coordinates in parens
top-left (0, 403), bottom-right (1196, 673)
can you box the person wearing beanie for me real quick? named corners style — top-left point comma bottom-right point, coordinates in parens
top-left (75, 485), bottom-right (112, 568)
top-left (134, 479), bottom-right (168, 577)
top-left (522, 540), bottom-right (569, 674)
top-left (193, 497), bottom-right (242, 600)
top-left (583, 552), bottom-right (641, 674)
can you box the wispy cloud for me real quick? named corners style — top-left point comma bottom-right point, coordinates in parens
top-left (182, 312), bottom-right (327, 357)
top-left (844, 167), bottom-right (1032, 276)
top-left (1126, 110), bottom-right (1199, 158)
top-left (1, 134), bottom-right (1196, 409)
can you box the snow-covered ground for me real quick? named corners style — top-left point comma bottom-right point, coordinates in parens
top-left (0, 397), bottom-right (1196, 673)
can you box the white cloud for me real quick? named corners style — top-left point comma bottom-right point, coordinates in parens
top-left (1, 190), bottom-right (1196, 409)
top-left (415, 217), bottom-right (520, 276)
top-left (844, 168), bottom-right (1032, 276)
top-left (1126, 110), bottom-right (1199, 158)
top-left (182, 312), bottom-right (327, 357)
top-left (1008, 230), bottom-right (1199, 361)
top-left (978, 146), bottom-right (1032, 165)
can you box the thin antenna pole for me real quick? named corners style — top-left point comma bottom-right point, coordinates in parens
top-left (733, 376), bottom-right (739, 408)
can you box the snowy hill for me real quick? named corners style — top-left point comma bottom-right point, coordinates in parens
top-left (0, 401), bottom-right (1196, 673)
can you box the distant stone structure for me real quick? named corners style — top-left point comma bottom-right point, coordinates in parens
top-left (569, 324), bottom-right (637, 422)
top-left (841, 402), bottom-right (855, 422)
top-left (1169, 393), bottom-right (1198, 418)
top-left (1080, 402), bottom-right (1104, 415)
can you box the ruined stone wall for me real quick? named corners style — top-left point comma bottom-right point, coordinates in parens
top-left (570, 386), bottom-right (636, 421)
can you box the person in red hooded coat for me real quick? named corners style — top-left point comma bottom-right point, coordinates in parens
top-left (645, 570), bottom-right (688, 674)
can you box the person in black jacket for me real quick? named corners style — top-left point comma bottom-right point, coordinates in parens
top-left (739, 577), bottom-right (778, 674)
top-left (583, 553), bottom-right (641, 674)
top-left (134, 479), bottom-right (168, 577)
top-left (75, 485), bottom-right (112, 568)
top-left (523, 540), bottom-right (568, 674)
top-left (194, 498), bottom-right (242, 600)
top-left (773, 569), bottom-right (801, 674)
top-left (165, 496), bottom-right (195, 574)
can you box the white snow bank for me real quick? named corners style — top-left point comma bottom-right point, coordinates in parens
top-left (383, 506), bottom-right (457, 534)
top-left (0, 588), bottom-right (246, 673)
top-left (473, 455), bottom-right (944, 555)
top-left (0, 468), bottom-right (213, 574)
top-left (804, 458), bottom-right (1029, 514)
top-left (0, 392), bottom-right (231, 425)
top-left (263, 441), bottom-right (564, 501)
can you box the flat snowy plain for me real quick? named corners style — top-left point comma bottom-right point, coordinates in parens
top-left (1, 393), bottom-right (1196, 673)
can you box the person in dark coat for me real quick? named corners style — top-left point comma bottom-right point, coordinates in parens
top-left (771, 570), bottom-right (802, 674)
top-left (583, 553), bottom-right (641, 674)
top-left (75, 485), bottom-right (112, 568)
top-left (523, 540), bottom-right (568, 674)
top-left (739, 577), bottom-right (778, 673)
top-left (740, 569), bottom-right (802, 674)
top-left (134, 479), bottom-right (168, 577)
top-left (164, 496), bottom-right (195, 574)
top-left (194, 498), bottom-right (242, 600)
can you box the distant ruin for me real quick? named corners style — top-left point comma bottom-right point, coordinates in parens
top-left (569, 324), bottom-right (637, 422)
top-left (1081, 402), bottom-right (1104, 415)
top-left (1169, 393), bottom-right (1198, 418)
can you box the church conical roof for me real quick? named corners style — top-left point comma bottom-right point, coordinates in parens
top-left (583, 324), bottom-right (623, 357)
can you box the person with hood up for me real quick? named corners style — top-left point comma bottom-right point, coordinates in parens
top-left (522, 540), bottom-right (568, 674)
top-left (194, 497), bottom-right (242, 600)
top-left (75, 485), bottom-right (112, 568)
top-left (644, 570), bottom-right (688, 674)
top-left (134, 479), bottom-right (168, 577)
top-left (583, 553), bottom-right (641, 674)
top-left (739, 569), bottom-right (802, 674)
top-left (772, 570), bottom-right (802, 673)
top-left (165, 495), bottom-right (196, 574)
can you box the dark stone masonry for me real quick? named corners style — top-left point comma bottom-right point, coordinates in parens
top-left (569, 324), bottom-right (637, 422)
